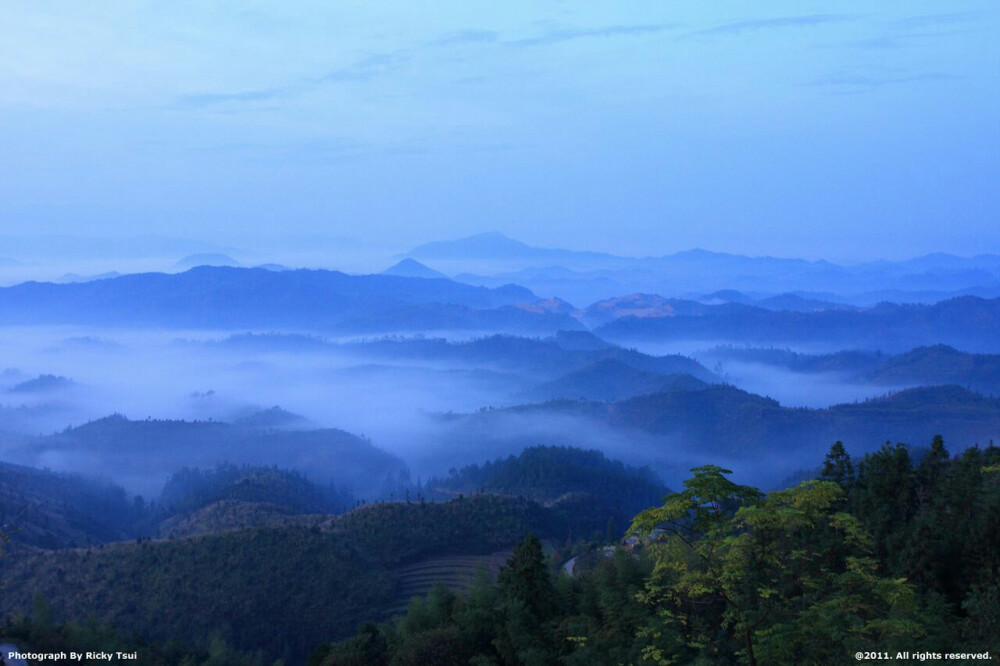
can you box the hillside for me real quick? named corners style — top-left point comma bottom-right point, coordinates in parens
top-left (869, 345), bottom-right (1000, 392)
top-left (414, 236), bottom-right (1000, 306)
top-left (208, 332), bottom-right (716, 385)
top-left (706, 344), bottom-right (1000, 393)
top-left (157, 464), bottom-right (352, 522)
top-left (427, 446), bottom-right (669, 534)
top-left (598, 296), bottom-right (1000, 352)
top-left (434, 385), bottom-right (1000, 477)
top-left (518, 359), bottom-right (708, 402)
top-left (7, 374), bottom-right (77, 394)
top-left (381, 258), bottom-right (447, 279)
top-left (0, 495), bottom-right (561, 662)
top-left (5, 415), bottom-right (407, 498)
top-left (0, 462), bottom-right (141, 549)
top-left (338, 334), bottom-right (716, 382)
top-left (0, 266), bottom-right (586, 333)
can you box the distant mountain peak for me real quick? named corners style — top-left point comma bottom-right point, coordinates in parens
top-left (381, 258), bottom-right (447, 279)
top-left (406, 232), bottom-right (533, 260)
top-left (8, 373), bottom-right (76, 393)
top-left (587, 293), bottom-right (674, 316)
top-left (515, 297), bottom-right (577, 315)
top-left (176, 253), bottom-right (240, 268)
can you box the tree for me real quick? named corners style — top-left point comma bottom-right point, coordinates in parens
top-left (494, 534), bottom-right (557, 665)
top-left (821, 441), bottom-right (854, 490)
top-left (630, 466), bottom-right (920, 665)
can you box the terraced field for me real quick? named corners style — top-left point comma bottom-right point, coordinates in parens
top-left (385, 551), bottom-right (512, 617)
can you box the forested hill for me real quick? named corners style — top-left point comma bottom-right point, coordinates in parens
top-left (340, 334), bottom-right (714, 380)
top-left (0, 461), bottom-right (142, 549)
top-left (708, 343), bottom-right (1000, 393)
top-left (314, 439), bottom-right (1000, 665)
top-left (517, 358), bottom-right (709, 402)
top-left (4, 441), bottom-right (998, 663)
top-left (8, 414), bottom-right (407, 497)
top-left (0, 495), bottom-right (565, 662)
top-left (0, 267), bottom-right (581, 333)
top-left (154, 464), bottom-right (355, 538)
top-left (210, 331), bottom-right (718, 382)
top-left (440, 384), bottom-right (1000, 465)
top-left (428, 445), bottom-right (667, 524)
top-left (597, 296), bottom-right (1000, 352)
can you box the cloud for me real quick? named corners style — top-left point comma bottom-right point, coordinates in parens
top-left (826, 11), bottom-right (987, 51)
top-left (172, 20), bottom-right (678, 111)
top-left (430, 29), bottom-right (500, 47)
top-left (835, 37), bottom-right (901, 50)
top-left (319, 53), bottom-right (410, 83)
top-left (885, 11), bottom-right (985, 31)
top-left (174, 52), bottom-right (408, 109)
top-left (691, 14), bottom-right (854, 37)
top-left (175, 87), bottom-right (295, 109)
top-left (507, 23), bottom-right (675, 47)
top-left (805, 71), bottom-right (958, 92)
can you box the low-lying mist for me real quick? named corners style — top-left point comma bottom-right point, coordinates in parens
top-left (1, 325), bottom-right (993, 498)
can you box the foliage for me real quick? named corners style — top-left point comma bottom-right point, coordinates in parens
top-left (845, 437), bottom-right (1000, 651)
top-left (0, 461), bottom-right (144, 549)
top-left (159, 464), bottom-right (353, 518)
top-left (7, 439), bottom-right (1000, 663)
top-left (321, 442), bottom-right (1000, 665)
top-left (428, 446), bottom-right (668, 538)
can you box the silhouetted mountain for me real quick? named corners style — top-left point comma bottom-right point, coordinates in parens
top-left (231, 406), bottom-right (313, 430)
top-left (6, 414), bottom-right (406, 497)
top-left (550, 329), bottom-right (614, 351)
top-left (0, 461), bottom-right (141, 549)
top-left (582, 293), bottom-right (688, 327)
top-left (336, 334), bottom-right (716, 382)
top-left (755, 293), bottom-right (850, 312)
top-left (175, 253), bottom-right (239, 268)
top-left (435, 385), bottom-right (1000, 479)
top-left (519, 359), bottom-right (708, 402)
top-left (415, 234), bottom-right (1000, 306)
top-left (205, 332), bottom-right (714, 384)
top-left (407, 232), bottom-right (619, 266)
top-left (427, 445), bottom-right (668, 533)
top-left (867, 345), bottom-right (1000, 392)
top-left (55, 271), bottom-right (122, 283)
top-left (706, 344), bottom-right (1000, 393)
top-left (255, 263), bottom-right (290, 271)
top-left (381, 258), bottom-right (447, 279)
top-left (598, 296), bottom-right (1000, 352)
top-left (514, 296), bottom-right (577, 315)
top-left (705, 346), bottom-right (884, 374)
top-left (7, 374), bottom-right (77, 393)
top-left (158, 464), bottom-right (352, 530)
top-left (699, 289), bottom-right (756, 305)
top-left (0, 266), bottom-right (576, 333)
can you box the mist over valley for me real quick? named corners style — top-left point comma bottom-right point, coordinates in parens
top-left (2, 242), bottom-right (999, 502)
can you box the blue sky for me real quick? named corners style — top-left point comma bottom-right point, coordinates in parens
top-left (1, 1), bottom-right (997, 261)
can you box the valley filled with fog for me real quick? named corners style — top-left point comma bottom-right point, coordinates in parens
top-left (2, 236), bottom-right (998, 498)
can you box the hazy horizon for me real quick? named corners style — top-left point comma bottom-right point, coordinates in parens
top-left (2, 1), bottom-right (998, 263)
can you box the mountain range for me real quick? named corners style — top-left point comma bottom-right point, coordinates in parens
top-left (406, 233), bottom-right (1000, 306)
top-left (597, 296), bottom-right (1000, 352)
top-left (0, 266), bottom-right (577, 334)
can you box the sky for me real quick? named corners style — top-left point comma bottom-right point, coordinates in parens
top-left (0, 0), bottom-right (998, 264)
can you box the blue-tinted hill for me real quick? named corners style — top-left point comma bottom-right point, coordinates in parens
top-left (598, 296), bottom-right (1000, 352)
top-left (0, 266), bottom-right (582, 333)
top-left (380, 258), bottom-right (448, 279)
